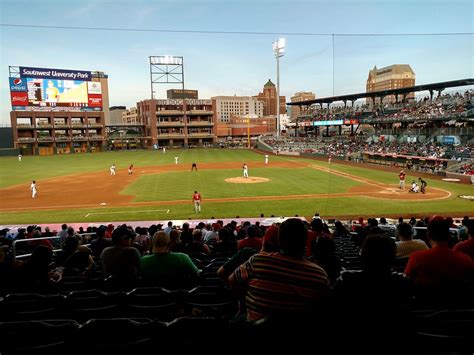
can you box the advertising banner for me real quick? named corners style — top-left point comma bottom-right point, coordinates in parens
top-left (20, 66), bottom-right (92, 81)
top-left (87, 81), bottom-right (102, 94)
top-left (88, 94), bottom-right (103, 107)
top-left (9, 77), bottom-right (27, 92)
top-left (11, 92), bottom-right (29, 106)
top-left (313, 120), bottom-right (344, 126)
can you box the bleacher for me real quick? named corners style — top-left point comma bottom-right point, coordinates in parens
top-left (0, 218), bottom-right (472, 353)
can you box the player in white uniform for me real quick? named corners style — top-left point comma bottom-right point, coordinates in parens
top-left (30, 180), bottom-right (37, 198)
top-left (18, 154), bottom-right (22, 162)
top-left (243, 163), bottom-right (249, 178)
top-left (265, 154), bottom-right (269, 165)
top-left (110, 164), bottom-right (116, 176)
top-left (162, 146), bottom-right (166, 154)
top-left (175, 156), bottom-right (179, 164)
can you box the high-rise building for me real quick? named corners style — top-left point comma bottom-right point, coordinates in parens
top-left (253, 79), bottom-right (286, 116)
top-left (122, 107), bottom-right (139, 124)
top-left (109, 106), bottom-right (127, 125)
top-left (366, 64), bottom-right (415, 104)
top-left (290, 92), bottom-right (316, 120)
top-left (211, 96), bottom-right (264, 123)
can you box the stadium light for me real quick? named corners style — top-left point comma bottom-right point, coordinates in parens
top-left (273, 38), bottom-right (285, 137)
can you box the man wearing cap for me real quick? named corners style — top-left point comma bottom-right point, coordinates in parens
top-left (140, 231), bottom-right (199, 289)
top-left (100, 226), bottom-right (142, 286)
top-left (192, 191), bottom-right (202, 213)
top-left (398, 170), bottom-right (406, 190)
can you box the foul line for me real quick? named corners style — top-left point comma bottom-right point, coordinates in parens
top-left (85, 209), bottom-right (170, 218)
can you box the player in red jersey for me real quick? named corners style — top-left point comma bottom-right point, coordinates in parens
top-left (192, 191), bottom-right (202, 213)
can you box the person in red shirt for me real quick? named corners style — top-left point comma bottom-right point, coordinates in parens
top-left (405, 218), bottom-right (474, 303)
top-left (398, 170), bottom-right (406, 190)
top-left (192, 191), bottom-right (201, 213)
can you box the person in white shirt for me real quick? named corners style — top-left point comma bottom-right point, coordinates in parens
top-left (30, 180), bottom-right (37, 198)
top-left (264, 154), bottom-right (269, 165)
top-left (110, 164), bottom-right (116, 176)
top-left (174, 156), bottom-right (179, 165)
top-left (409, 181), bottom-right (419, 193)
top-left (18, 154), bottom-right (22, 162)
top-left (162, 146), bottom-right (166, 154)
top-left (243, 163), bottom-right (249, 178)
top-left (395, 222), bottom-right (428, 259)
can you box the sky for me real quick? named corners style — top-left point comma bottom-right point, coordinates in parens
top-left (0, 0), bottom-right (473, 125)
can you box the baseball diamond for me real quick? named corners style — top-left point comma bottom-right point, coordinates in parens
top-left (0, 149), bottom-right (471, 225)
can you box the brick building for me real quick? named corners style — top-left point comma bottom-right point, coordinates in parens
top-left (367, 64), bottom-right (416, 104)
top-left (11, 111), bottom-right (105, 155)
top-left (253, 79), bottom-right (286, 116)
top-left (136, 98), bottom-right (216, 148)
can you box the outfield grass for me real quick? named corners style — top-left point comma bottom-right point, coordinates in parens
top-left (0, 149), bottom-right (472, 224)
top-left (122, 167), bottom-right (362, 202)
top-left (0, 149), bottom-right (276, 189)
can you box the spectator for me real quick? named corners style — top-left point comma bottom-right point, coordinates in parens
top-left (395, 223), bottom-right (428, 259)
top-left (404, 218), bottom-right (474, 304)
top-left (100, 227), bottom-right (142, 287)
top-left (229, 218), bottom-right (329, 321)
top-left (140, 231), bottom-right (199, 289)
top-left (90, 226), bottom-right (113, 258)
top-left (453, 219), bottom-right (474, 260)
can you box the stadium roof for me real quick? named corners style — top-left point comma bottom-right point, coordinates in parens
top-left (287, 78), bottom-right (474, 106)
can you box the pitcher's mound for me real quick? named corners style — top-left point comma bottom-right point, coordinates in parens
top-left (225, 177), bottom-right (270, 184)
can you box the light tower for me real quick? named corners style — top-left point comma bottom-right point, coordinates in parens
top-left (272, 38), bottom-right (285, 137)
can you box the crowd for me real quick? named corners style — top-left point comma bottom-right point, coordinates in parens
top-left (0, 214), bottom-right (472, 351)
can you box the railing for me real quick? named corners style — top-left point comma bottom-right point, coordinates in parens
top-left (36, 124), bottom-right (53, 128)
top-left (187, 133), bottom-right (214, 138)
top-left (89, 135), bottom-right (105, 140)
top-left (187, 121), bottom-right (214, 126)
top-left (157, 133), bottom-right (185, 138)
top-left (17, 137), bottom-right (36, 142)
top-left (17, 125), bottom-right (34, 129)
top-left (12, 236), bottom-right (63, 260)
top-left (37, 137), bottom-right (55, 142)
top-left (88, 123), bottom-right (103, 128)
top-left (156, 110), bottom-right (184, 116)
top-left (157, 121), bottom-right (185, 127)
top-left (71, 123), bottom-right (86, 127)
top-left (55, 136), bottom-right (71, 142)
top-left (54, 124), bottom-right (70, 129)
top-left (72, 136), bottom-right (88, 141)
top-left (186, 110), bottom-right (213, 115)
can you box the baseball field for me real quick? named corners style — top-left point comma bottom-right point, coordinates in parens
top-left (0, 149), bottom-right (472, 225)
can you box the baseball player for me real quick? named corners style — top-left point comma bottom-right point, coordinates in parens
top-left (128, 164), bottom-right (134, 175)
top-left (18, 154), bottom-right (22, 162)
top-left (162, 146), bottom-right (166, 154)
top-left (191, 162), bottom-right (197, 171)
top-left (110, 164), bottom-right (116, 176)
top-left (30, 180), bottom-right (37, 198)
top-left (192, 190), bottom-right (202, 213)
top-left (243, 163), bottom-right (249, 178)
top-left (265, 154), bottom-right (269, 165)
top-left (175, 156), bottom-right (179, 165)
top-left (418, 177), bottom-right (427, 194)
top-left (398, 170), bottom-right (406, 190)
